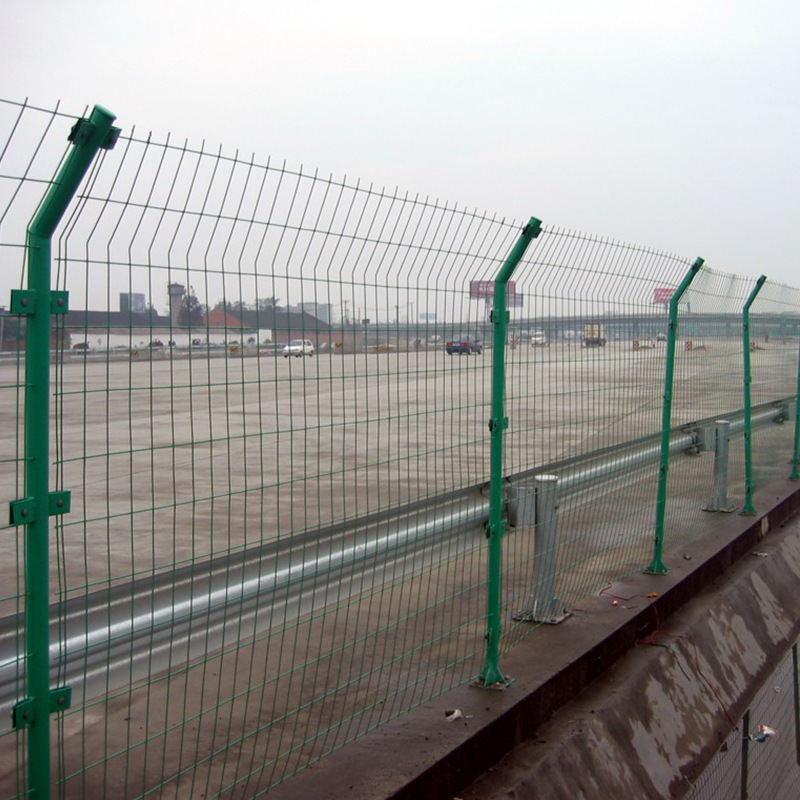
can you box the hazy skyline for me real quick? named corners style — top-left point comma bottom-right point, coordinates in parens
top-left (2, 0), bottom-right (799, 287)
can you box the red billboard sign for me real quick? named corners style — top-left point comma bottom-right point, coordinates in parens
top-left (653, 287), bottom-right (674, 305)
top-left (470, 280), bottom-right (517, 299)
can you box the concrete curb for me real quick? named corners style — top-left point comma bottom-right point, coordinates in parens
top-left (270, 478), bottom-right (800, 800)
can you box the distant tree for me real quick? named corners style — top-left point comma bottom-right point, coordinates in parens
top-left (257, 296), bottom-right (281, 311)
top-left (179, 287), bottom-right (205, 326)
top-left (212, 299), bottom-right (234, 312)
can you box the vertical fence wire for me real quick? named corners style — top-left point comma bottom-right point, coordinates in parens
top-left (746, 280), bottom-right (800, 490)
top-left (0, 97), bottom-right (94, 800)
top-left (500, 228), bottom-right (695, 644)
top-left (1, 104), bottom-right (531, 796)
top-left (1, 96), bottom-right (800, 799)
top-left (686, 642), bottom-right (800, 800)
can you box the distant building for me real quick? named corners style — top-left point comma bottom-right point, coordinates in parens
top-left (288, 302), bottom-right (333, 324)
top-left (167, 283), bottom-right (185, 326)
top-left (119, 293), bottom-right (147, 314)
top-left (58, 305), bottom-right (331, 350)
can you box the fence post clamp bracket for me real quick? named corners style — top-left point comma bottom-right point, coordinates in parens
top-left (10, 289), bottom-right (37, 315)
top-left (12, 698), bottom-right (36, 729)
top-left (488, 417), bottom-right (509, 433)
top-left (12, 687), bottom-right (72, 729)
top-left (49, 491), bottom-right (71, 516)
top-left (68, 117), bottom-right (121, 150)
top-left (51, 291), bottom-right (69, 314)
top-left (9, 497), bottom-right (35, 525)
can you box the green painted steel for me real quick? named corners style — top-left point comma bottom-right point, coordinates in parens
top-left (19, 104), bottom-right (118, 800)
top-left (740, 275), bottom-right (767, 515)
top-left (477, 216), bottom-right (541, 688)
top-left (3, 97), bottom-right (800, 798)
top-left (647, 257), bottom-right (704, 575)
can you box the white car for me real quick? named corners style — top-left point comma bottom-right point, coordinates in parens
top-left (530, 329), bottom-right (548, 347)
top-left (282, 339), bottom-right (315, 358)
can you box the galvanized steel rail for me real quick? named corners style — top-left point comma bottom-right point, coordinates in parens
top-left (0, 397), bottom-right (792, 732)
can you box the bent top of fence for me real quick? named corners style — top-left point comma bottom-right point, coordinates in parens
top-left (2, 97), bottom-right (800, 800)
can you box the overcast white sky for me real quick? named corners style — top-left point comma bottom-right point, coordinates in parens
top-left (2, 0), bottom-right (799, 286)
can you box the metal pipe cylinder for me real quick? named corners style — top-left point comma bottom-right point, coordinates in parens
top-left (513, 475), bottom-right (569, 624)
top-left (704, 420), bottom-right (736, 512)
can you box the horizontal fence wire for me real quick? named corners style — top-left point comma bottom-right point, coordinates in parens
top-left (747, 280), bottom-right (800, 498)
top-left (0, 97), bottom-right (85, 800)
top-left (1, 96), bottom-right (800, 798)
top-left (500, 229), bottom-right (693, 640)
top-left (686, 641), bottom-right (800, 800)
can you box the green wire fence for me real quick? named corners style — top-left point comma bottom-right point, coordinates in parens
top-left (1, 97), bottom-right (800, 799)
top-left (685, 640), bottom-right (800, 800)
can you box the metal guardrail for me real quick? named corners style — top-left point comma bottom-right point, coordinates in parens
top-left (0, 397), bottom-right (793, 732)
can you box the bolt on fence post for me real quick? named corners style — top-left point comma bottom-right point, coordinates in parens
top-left (648, 257), bottom-right (704, 575)
top-left (476, 217), bottom-right (542, 689)
top-left (791, 335), bottom-right (800, 481)
top-left (14, 105), bottom-right (119, 800)
top-left (512, 475), bottom-right (569, 624)
top-left (740, 275), bottom-right (767, 516)
top-left (702, 420), bottom-right (736, 512)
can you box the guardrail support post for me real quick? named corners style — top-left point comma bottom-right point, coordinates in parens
top-left (9, 105), bottom-right (119, 800)
top-left (702, 420), bottom-right (736, 512)
top-left (648, 257), bottom-right (704, 575)
top-left (476, 217), bottom-right (541, 688)
top-left (740, 275), bottom-right (767, 515)
top-left (512, 475), bottom-right (569, 624)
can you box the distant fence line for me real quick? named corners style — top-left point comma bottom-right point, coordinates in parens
top-left (1, 97), bottom-right (800, 799)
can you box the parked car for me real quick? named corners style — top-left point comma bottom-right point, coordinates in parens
top-left (282, 339), bottom-right (315, 358)
top-left (446, 335), bottom-right (483, 355)
top-left (259, 342), bottom-right (283, 357)
top-left (530, 329), bottom-right (548, 347)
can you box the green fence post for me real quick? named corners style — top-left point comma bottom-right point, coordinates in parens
top-left (740, 275), bottom-right (767, 516)
top-left (790, 335), bottom-right (800, 482)
top-left (476, 217), bottom-right (541, 688)
top-left (647, 257), bottom-right (704, 575)
top-left (9, 105), bottom-right (119, 800)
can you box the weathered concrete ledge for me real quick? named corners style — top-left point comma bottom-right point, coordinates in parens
top-left (271, 478), bottom-right (800, 800)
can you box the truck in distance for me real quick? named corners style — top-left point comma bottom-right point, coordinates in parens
top-left (581, 324), bottom-right (606, 347)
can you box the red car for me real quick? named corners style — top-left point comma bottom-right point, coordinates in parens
top-left (446, 335), bottom-right (483, 355)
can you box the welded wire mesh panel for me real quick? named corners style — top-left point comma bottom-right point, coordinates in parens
top-left (498, 256), bottom-right (800, 652)
top-left (2, 95), bottom-right (800, 800)
top-left (646, 266), bottom-right (756, 556)
top-left (0, 352), bottom-right (25, 794)
top-left (664, 270), bottom-right (800, 545)
top-left (500, 229), bottom-right (694, 638)
top-left (746, 649), bottom-right (798, 799)
top-left (0, 98), bottom-right (86, 800)
top-left (0, 98), bottom-right (531, 797)
top-left (748, 281), bottom-right (800, 492)
top-left (687, 644), bottom-right (800, 800)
